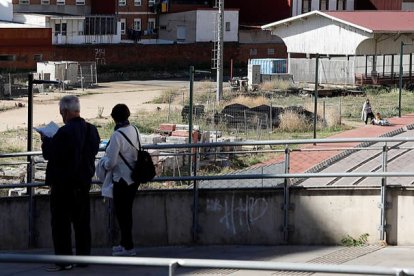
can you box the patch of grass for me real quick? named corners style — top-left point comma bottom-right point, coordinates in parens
top-left (278, 111), bottom-right (313, 132)
top-left (341, 233), bottom-right (369, 247)
top-left (151, 89), bottom-right (178, 104)
top-left (228, 95), bottom-right (270, 108)
top-left (260, 79), bottom-right (293, 91)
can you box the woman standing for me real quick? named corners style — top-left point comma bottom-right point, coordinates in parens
top-left (361, 99), bottom-right (375, 125)
top-left (103, 104), bottom-right (140, 256)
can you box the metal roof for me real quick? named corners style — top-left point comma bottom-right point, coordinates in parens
top-left (262, 10), bottom-right (414, 34)
top-left (261, 10), bottom-right (414, 56)
top-left (325, 11), bottom-right (414, 33)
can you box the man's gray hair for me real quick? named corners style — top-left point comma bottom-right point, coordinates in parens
top-left (59, 95), bottom-right (80, 112)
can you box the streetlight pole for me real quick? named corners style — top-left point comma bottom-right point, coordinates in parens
top-left (27, 75), bottom-right (59, 248)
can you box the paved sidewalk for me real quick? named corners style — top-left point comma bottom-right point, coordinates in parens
top-left (1, 245), bottom-right (414, 275)
top-left (260, 114), bottom-right (414, 174)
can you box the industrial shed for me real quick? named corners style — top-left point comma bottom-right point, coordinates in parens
top-left (262, 11), bottom-right (414, 85)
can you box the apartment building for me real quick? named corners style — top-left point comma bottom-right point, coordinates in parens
top-left (12, 0), bottom-right (120, 44)
top-left (356, 0), bottom-right (414, 10)
top-left (117, 0), bottom-right (158, 40)
top-left (291, 0), bottom-right (354, 16)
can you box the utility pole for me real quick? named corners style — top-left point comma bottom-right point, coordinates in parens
top-left (216, 0), bottom-right (224, 102)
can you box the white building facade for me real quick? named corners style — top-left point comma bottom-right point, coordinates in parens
top-left (0, 0), bottom-right (13, 21)
top-left (158, 9), bottom-right (239, 43)
top-left (13, 13), bottom-right (121, 45)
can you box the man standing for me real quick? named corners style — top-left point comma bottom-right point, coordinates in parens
top-left (41, 95), bottom-right (100, 271)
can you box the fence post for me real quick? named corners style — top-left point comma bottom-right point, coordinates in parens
top-left (379, 142), bottom-right (388, 241)
top-left (282, 144), bottom-right (291, 242)
top-left (192, 147), bottom-right (199, 243)
top-left (27, 73), bottom-right (35, 248)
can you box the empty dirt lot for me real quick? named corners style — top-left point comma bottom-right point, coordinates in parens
top-left (0, 80), bottom-right (189, 132)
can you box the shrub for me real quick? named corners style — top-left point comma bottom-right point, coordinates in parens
top-left (228, 96), bottom-right (269, 108)
top-left (260, 79), bottom-right (291, 91)
top-left (278, 111), bottom-right (312, 132)
top-left (152, 89), bottom-right (178, 104)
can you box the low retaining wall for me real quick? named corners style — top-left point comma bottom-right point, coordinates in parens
top-left (1, 187), bottom-right (413, 250)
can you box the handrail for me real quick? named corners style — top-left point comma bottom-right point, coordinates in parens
top-left (1, 136), bottom-right (413, 245)
top-left (0, 254), bottom-right (413, 275)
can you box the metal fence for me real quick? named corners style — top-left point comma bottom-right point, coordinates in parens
top-left (2, 136), bottom-right (414, 241)
top-left (0, 63), bottom-right (97, 99)
top-left (3, 137), bottom-right (414, 273)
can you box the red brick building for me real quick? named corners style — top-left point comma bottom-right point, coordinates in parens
top-left (0, 25), bottom-right (52, 70)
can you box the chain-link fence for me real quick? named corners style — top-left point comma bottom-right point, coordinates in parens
top-left (0, 62), bottom-right (98, 99)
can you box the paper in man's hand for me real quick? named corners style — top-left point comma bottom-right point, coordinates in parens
top-left (34, 121), bottom-right (59, 138)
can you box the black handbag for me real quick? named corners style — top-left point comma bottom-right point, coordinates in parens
top-left (118, 126), bottom-right (156, 184)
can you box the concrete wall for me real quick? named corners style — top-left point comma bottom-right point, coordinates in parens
top-left (1, 187), bottom-right (413, 250)
top-left (195, 10), bottom-right (238, 42)
top-left (158, 10), bottom-right (239, 43)
top-left (0, 0), bottom-right (13, 21)
top-left (158, 10), bottom-right (197, 43)
top-left (290, 57), bottom-right (355, 85)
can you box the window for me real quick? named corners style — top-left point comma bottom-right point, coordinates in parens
top-left (302, 0), bottom-right (311, 13)
top-left (55, 23), bottom-right (67, 36)
top-left (320, 0), bottom-right (328, 10)
top-left (267, 48), bottom-right (275, 55)
top-left (337, 0), bottom-right (346, 10)
top-left (19, 0), bottom-right (29, 4)
top-left (120, 18), bottom-right (126, 35)
top-left (134, 0), bottom-right (142, 6)
top-left (177, 25), bottom-right (186, 41)
top-left (0, 55), bottom-right (16, 61)
top-left (225, 22), bottom-right (231, 31)
top-left (76, 0), bottom-right (85, 5)
top-left (57, 0), bottom-right (65, 5)
top-left (148, 0), bottom-right (155, 6)
top-left (133, 18), bottom-right (141, 31)
top-left (41, 0), bottom-right (50, 4)
top-left (249, 48), bottom-right (257, 56)
top-left (84, 17), bottom-right (116, 35)
top-left (148, 18), bottom-right (156, 32)
top-left (34, 54), bottom-right (43, 62)
top-left (119, 0), bottom-right (126, 6)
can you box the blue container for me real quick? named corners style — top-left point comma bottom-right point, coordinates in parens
top-left (99, 139), bottom-right (109, 150)
top-left (249, 58), bottom-right (287, 74)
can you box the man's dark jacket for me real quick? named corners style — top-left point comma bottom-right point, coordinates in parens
top-left (42, 117), bottom-right (100, 189)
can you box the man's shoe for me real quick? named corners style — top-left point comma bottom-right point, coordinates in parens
top-left (45, 264), bottom-right (73, 272)
top-left (112, 245), bottom-right (124, 253)
top-left (112, 247), bottom-right (136, 256)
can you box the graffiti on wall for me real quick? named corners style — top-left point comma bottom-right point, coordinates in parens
top-left (94, 48), bottom-right (106, 65)
top-left (206, 194), bottom-right (268, 235)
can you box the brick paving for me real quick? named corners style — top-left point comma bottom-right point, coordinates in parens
top-left (260, 114), bottom-right (414, 174)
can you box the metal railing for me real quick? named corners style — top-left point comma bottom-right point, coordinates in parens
top-left (0, 254), bottom-right (413, 276)
top-left (2, 136), bottom-right (414, 247)
top-left (3, 136), bottom-right (414, 274)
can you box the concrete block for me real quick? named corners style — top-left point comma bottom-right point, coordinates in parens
top-left (176, 124), bottom-right (199, 131)
top-left (141, 134), bottom-right (166, 145)
top-left (166, 136), bottom-right (189, 144)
